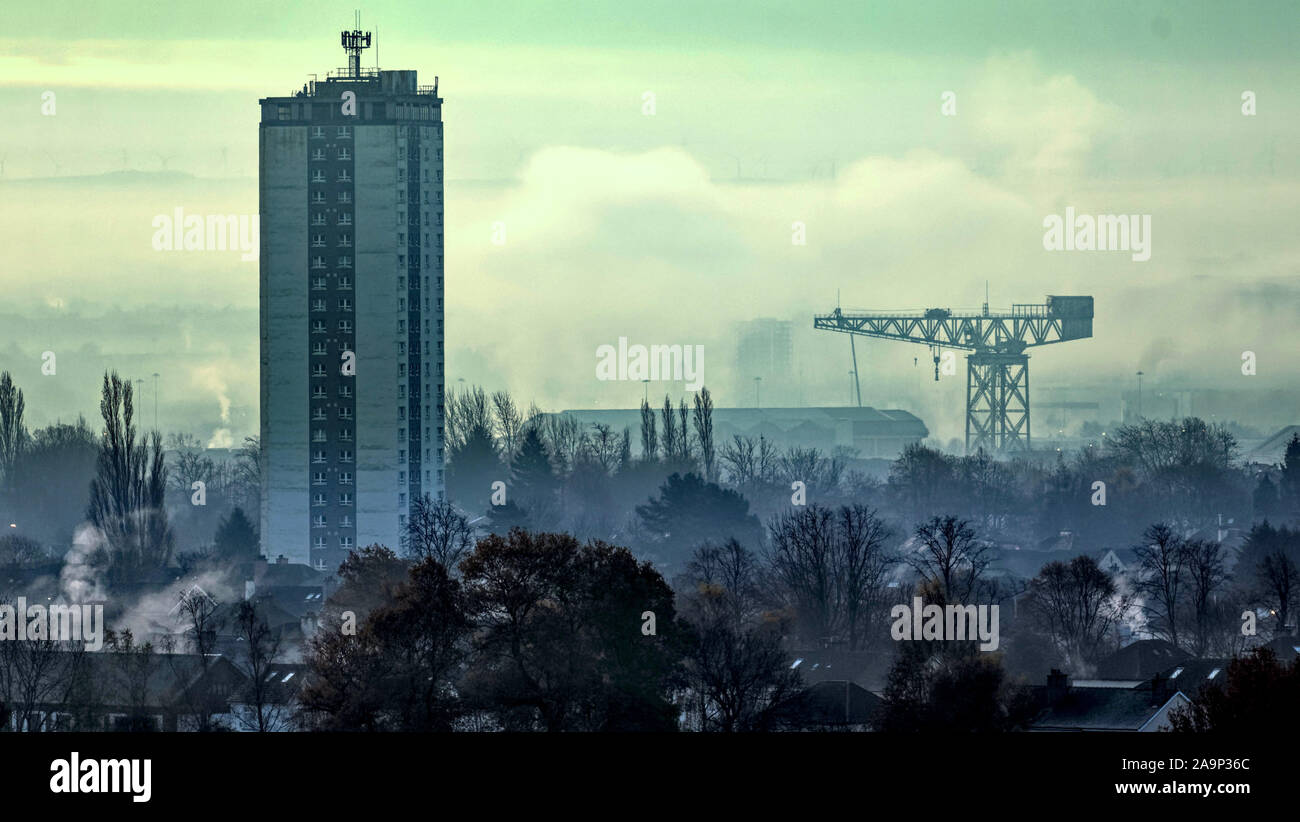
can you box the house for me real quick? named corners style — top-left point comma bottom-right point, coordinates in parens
top-left (4, 652), bottom-right (243, 732)
top-left (1029, 669), bottom-right (1189, 732)
top-left (1, 650), bottom-right (305, 732)
top-left (1149, 659), bottom-right (1230, 700)
top-left (1094, 639), bottom-right (1190, 680)
top-left (789, 648), bottom-right (893, 692)
top-left (775, 680), bottom-right (881, 730)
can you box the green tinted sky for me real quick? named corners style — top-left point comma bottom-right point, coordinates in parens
top-left (0, 1), bottom-right (1297, 444)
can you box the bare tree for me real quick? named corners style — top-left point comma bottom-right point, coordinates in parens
top-left (87, 372), bottom-right (174, 581)
top-left (491, 390), bottom-right (524, 459)
top-left (679, 586), bottom-right (802, 732)
top-left (541, 414), bottom-right (583, 474)
top-left (1025, 555), bottom-right (1131, 671)
top-left (660, 396), bottom-right (678, 463)
top-left (0, 371), bottom-right (26, 491)
top-left (1132, 523), bottom-right (1189, 650)
top-left (684, 538), bottom-right (763, 619)
top-left (402, 493), bottom-right (474, 569)
top-left (767, 504), bottom-right (894, 648)
top-left (1184, 538), bottom-right (1229, 656)
top-left (692, 387), bottom-right (715, 482)
top-left (585, 423), bottom-right (622, 475)
top-left (907, 515), bottom-right (992, 603)
top-left (639, 399), bottom-right (658, 462)
top-left (678, 400), bottom-right (691, 462)
top-left (719, 434), bottom-right (756, 486)
top-left (446, 385), bottom-right (492, 453)
top-left (1256, 551), bottom-right (1299, 637)
top-left (779, 446), bottom-right (845, 495)
top-left (767, 506), bottom-right (837, 642)
top-left (232, 435), bottom-right (261, 514)
top-left (834, 505), bottom-right (895, 650)
top-left (173, 585), bottom-right (226, 731)
top-left (166, 432), bottom-right (216, 495)
top-left (233, 600), bottom-right (288, 731)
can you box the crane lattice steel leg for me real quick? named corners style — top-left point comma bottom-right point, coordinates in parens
top-left (965, 352), bottom-right (1030, 454)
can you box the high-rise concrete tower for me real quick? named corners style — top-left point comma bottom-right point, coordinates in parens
top-left (259, 30), bottom-right (445, 570)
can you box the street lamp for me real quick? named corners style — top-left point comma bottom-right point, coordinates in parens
top-left (1135, 371), bottom-right (1144, 420)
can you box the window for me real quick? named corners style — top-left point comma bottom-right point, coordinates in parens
top-left (312, 234), bottom-right (326, 247)
top-left (338, 320), bottom-right (352, 333)
top-left (313, 450), bottom-right (327, 463)
top-left (339, 407), bottom-right (353, 420)
top-left (312, 321), bottom-right (326, 334)
top-left (311, 386), bottom-right (326, 399)
top-left (339, 385), bottom-right (352, 398)
top-left (338, 213), bottom-right (352, 226)
top-left (311, 363), bottom-right (326, 377)
top-left (314, 537), bottom-right (327, 550)
top-left (311, 171), bottom-right (326, 183)
top-left (339, 450), bottom-right (353, 463)
top-left (312, 276), bottom-right (327, 290)
top-left (312, 472), bottom-right (327, 486)
top-left (338, 298), bottom-right (352, 311)
top-left (276, 104), bottom-right (291, 121)
top-left (337, 234), bottom-right (352, 247)
top-left (337, 255), bottom-right (352, 268)
top-left (313, 515), bottom-right (326, 527)
top-left (338, 147), bottom-right (351, 160)
top-left (312, 341), bottom-right (327, 355)
top-left (312, 408), bottom-right (326, 421)
top-left (339, 492), bottom-right (352, 505)
top-left (340, 536), bottom-right (353, 549)
top-left (339, 429), bottom-right (353, 442)
top-left (311, 214), bottom-right (326, 226)
top-left (312, 299), bottom-right (326, 312)
top-left (337, 170), bottom-right (352, 182)
top-left (340, 515), bottom-right (352, 528)
top-left (313, 493), bottom-right (327, 507)
top-left (337, 191), bottom-right (352, 204)
top-left (339, 472), bottom-right (353, 485)
top-left (311, 192), bottom-right (326, 205)
top-left (311, 128), bottom-right (325, 140)
top-left (312, 256), bottom-right (326, 269)
top-left (338, 275), bottom-right (352, 290)
top-left (313, 429), bottom-right (326, 442)
top-left (337, 126), bottom-right (351, 139)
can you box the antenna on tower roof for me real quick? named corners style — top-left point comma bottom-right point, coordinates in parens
top-left (341, 12), bottom-right (372, 79)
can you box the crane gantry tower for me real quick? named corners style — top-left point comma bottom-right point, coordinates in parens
top-left (814, 295), bottom-right (1093, 453)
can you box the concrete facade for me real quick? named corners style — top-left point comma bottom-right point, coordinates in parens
top-left (260, 60), bottom-right (445, 569)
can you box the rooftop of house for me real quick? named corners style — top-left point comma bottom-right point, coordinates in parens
top-left (1095, 639), bottom-right (1191, 680)
top-left (777, 680), bottom-right (882, 728)
top-left (1031, 685), bottom-right (1187, 731)
top-left (789, 648), bottom-right (893, 691)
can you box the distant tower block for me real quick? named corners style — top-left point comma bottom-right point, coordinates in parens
top-left (259, 32), bottom-right (446, 570)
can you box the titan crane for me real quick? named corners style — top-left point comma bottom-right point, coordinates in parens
top-left (814, 295), bottom-right (1094, 453)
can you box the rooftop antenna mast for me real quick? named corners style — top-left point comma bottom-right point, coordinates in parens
top-left (342, 12), bottom-right (372, 78)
